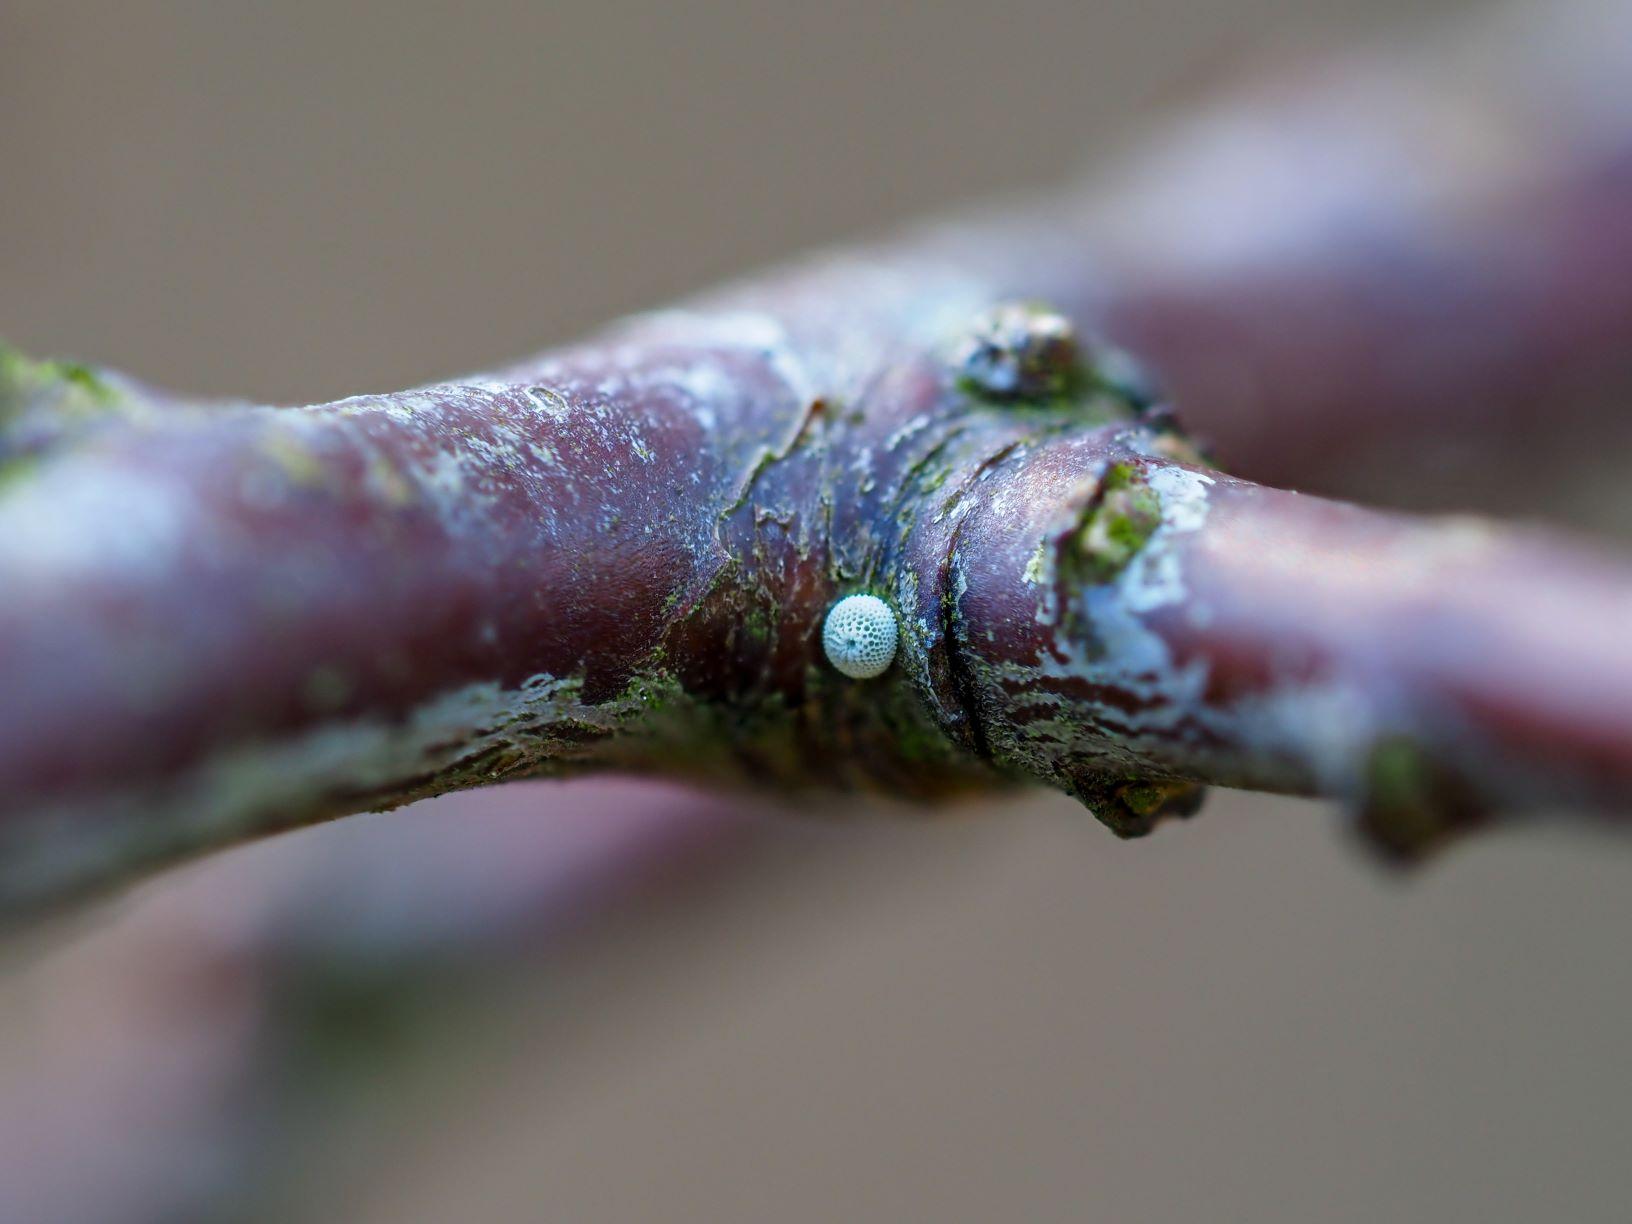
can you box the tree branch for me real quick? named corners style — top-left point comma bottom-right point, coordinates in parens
top-left (5, 0), bottom-right (1632, 909)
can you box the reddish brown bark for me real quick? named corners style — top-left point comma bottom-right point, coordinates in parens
top-left (4, 0), bottom-right (1632, 909)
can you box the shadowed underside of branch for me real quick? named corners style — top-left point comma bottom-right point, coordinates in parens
top-left (5, 0), bottom-right (1632, 911)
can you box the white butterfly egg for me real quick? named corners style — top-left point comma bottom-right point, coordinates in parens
top-left (822, 593), bottom-right (899, 679)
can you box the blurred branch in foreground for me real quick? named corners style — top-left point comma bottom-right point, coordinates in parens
top-left (0, 779), bottom-right (750, 1224)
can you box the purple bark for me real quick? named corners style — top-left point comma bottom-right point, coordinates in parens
top-left (5, 0), bottom-right (1632, 908)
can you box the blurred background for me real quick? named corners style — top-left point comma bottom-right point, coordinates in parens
top-left (5, 1), bottom-right (1632, 1221)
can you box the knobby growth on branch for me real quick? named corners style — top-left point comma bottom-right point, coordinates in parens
top-left (5, 1), bottom-right (1632, 912)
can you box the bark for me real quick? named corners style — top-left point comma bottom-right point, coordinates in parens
top-left (5, 0), bottom-right (1632, 910)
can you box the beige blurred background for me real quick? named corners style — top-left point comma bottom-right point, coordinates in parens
top-left (7, 1), bottom-right (1632, 1222)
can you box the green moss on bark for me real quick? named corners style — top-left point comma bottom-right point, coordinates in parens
top-left (1075, 462), bottom-right (1162, 582)
top-left (0, 342), bottom-right (119, 423)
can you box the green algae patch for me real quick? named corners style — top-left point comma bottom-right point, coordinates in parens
top-left (0, 342), bottom-right (119, 424)
top-left (1075, 462), bottom-right (1161, 583)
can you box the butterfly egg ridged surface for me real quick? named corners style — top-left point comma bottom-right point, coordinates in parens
top-left (822, 594), bottom-right (899, 679)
